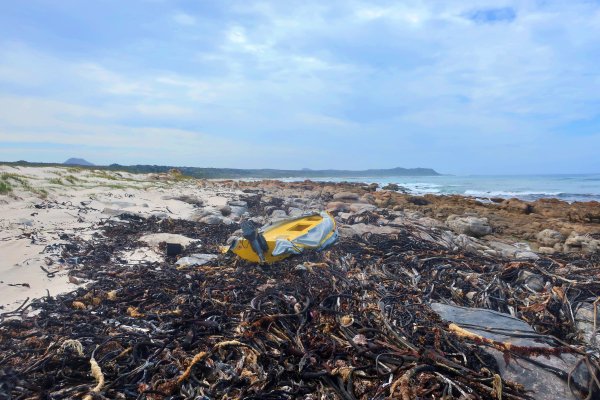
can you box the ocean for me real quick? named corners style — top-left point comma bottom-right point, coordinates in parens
top-left (280, 174), bottom-right (600, 202)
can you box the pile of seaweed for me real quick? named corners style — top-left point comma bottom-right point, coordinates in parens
top-left (1, 211), bottom-right (599, 399)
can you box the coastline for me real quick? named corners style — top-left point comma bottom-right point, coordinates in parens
top-left (1, 166), bottom-right (599, 309)
top-left (1, 165), bottom-right (599, 398)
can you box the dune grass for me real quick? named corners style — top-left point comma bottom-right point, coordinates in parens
top-left (90, 170), bottom-right (119, 180)
top-left (0, 180), bottom-right (12, 194)
top-left (64, 174), bottom-right (81, 184)
top-left (0, 172), bottom-right (48, 198)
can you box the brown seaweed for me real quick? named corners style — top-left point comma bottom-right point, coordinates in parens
top-left (1, 211), bottom-right (599, 399)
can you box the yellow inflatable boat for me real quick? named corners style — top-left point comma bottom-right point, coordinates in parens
top-left (227, 211), bottom-right (338, 263)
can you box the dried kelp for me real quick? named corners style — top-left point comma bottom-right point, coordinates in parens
top-left (1, 213), bottom-right (599, 399)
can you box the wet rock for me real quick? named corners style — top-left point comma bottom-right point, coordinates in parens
top-left (382, 183), bottom-right (400, 191)
top-left (363, 183), bottom-right (379, 192)
top-left (536, 229), bottom-right (565, 247)
top-left (219, 205), bottom-right (232, 216)
top-left (407, 196), bottom-right (430, 206)
top-left (516, 270), bottom-right (545, 292)
top-left (333, 192), bottom-right (360, 201)
top-left (446, 215), bottom-right (492, 237)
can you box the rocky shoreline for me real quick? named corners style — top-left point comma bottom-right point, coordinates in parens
top-left (1, 167), bottom-right (599, 399)
top-left (223, 178), bottom-right (600, 256)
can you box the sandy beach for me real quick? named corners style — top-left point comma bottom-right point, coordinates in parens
top-left (0, 165), bottom-right (241, 310)
top-left (1, 165), bottom-right (599, 399)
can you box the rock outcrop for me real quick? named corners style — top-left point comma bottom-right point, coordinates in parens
top-left (446, 215), bottom-right (492, 238)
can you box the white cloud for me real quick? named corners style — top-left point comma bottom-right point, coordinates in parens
top-left (1, 1), bottom-right (600, 172)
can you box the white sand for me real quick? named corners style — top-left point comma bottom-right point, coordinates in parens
top-left (0, 166), bottom-right (241, 311)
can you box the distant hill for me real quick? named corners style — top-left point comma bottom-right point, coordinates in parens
top-left (63, 158), bottom-right (94, 166)
top-left (107, 165), bottom-right (441, 179)
top-left (1, 160), bottom-right (440, 179)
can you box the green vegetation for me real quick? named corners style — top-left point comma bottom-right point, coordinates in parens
top-left (0, 172), bottom-right (47, 198)
top-left (1, 173), bottom-right (34, 193)
top-left (1, 172), bottom-right (29, 185)
top-left (0, 180), bottom-right (11, 194)
top-left (48, 178), bottom-right (64, 185)
top-left (169, 169), bottom-right (193, 182)
top-left (90, 170), bottom-right (118, 180)
top-left (64, 174), bottom-right (81, 184)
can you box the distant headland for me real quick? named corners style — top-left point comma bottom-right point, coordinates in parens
top-left (0, 160), bottom-right (441, 179)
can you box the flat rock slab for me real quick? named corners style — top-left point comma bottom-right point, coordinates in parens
top-left (139, 233), bottom-right (197, 249)
top-left (431, 303), bottom-right (591, 400)
top-left (339, 223), bottom-right (400, 237)
top-left (431, 303), bottom-right (546, 347)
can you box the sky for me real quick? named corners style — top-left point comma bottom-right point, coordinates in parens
top-left (0, 0), bottom-right (599, 175)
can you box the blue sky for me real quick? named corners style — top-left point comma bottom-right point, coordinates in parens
top-left (0, 0), bottom-right (599, 174)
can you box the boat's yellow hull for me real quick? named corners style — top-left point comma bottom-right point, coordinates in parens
top-left (229, 212), bottom-right (337, 263)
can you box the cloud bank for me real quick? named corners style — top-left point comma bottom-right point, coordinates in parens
top-left (0, 0), bottom-right (599, 174)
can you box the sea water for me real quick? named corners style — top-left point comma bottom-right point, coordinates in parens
top-left (281, 174), bottom-right (600, 202)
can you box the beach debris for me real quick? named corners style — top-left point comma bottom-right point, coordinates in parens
top-left (227, 211), bottom-right (338, 263)
top-left (174, 253), bottom-right (218, 268)
top-left (1, 199), bottom-right (599, 399)
top-left (165, 242), bottom-right (183, 256)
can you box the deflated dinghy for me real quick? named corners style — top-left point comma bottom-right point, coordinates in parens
top-left (226, 211), bottom-right (338, 263)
